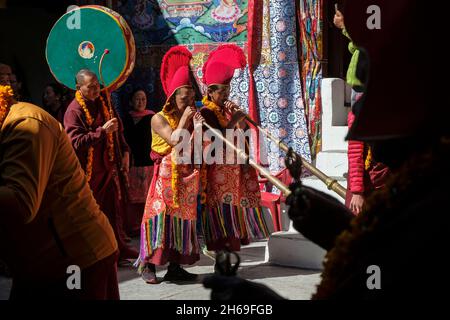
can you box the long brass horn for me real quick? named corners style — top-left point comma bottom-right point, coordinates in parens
top-left (223, 102), bottom-right (347, 199)
top-left (201, 121), bottom-right (292, 197)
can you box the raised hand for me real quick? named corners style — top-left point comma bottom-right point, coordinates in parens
top-left (193, 112), bottom-right (205, 127)
top-left (182, 105), bottom-right (196, 121)
top-left (102, 118), bottom-right (119, 134)
top-left (224, 100), bottom-right (239, 114)
top-left (333, 9), bottom-right (345, 29)
top-left (179, 106), bottom-right (197, 129)
top-left (232, 109), bottom-right (246, 122)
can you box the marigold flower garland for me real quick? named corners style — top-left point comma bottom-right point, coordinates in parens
top-left (161, 101), bottom-right (209, 206)
top-left (0, 85), bottom-right (14, 129)
top-left (75, 91), bottom-right (114, 182)
top-left (364, 146), bottom-right (372, 170)
top-left (162, 102), bottom-right (182, 207)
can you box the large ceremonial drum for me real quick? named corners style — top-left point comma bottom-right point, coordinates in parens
top-left (46, 5), bottom-right (135, 91)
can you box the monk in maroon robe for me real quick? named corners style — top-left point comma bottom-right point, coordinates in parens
top-left (64, 69), bottom-right (138, 261)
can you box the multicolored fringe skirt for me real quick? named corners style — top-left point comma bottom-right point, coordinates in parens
top-left (138, 211), bottom-right (200, 266)
top-left (135, 153), bottom-right (200, 267)
top-left (200, 203), bottom-right (270, 251)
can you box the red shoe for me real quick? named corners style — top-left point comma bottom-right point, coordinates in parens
top-left (141, 264), bottom-right (158, 284)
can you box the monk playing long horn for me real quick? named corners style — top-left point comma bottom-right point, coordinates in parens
top-left (199, 44), bottom-right (270, 274)
top-left (137, 46), bottom-right (205, 284)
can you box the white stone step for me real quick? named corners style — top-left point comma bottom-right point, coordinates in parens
top-left (264, 177), bottom-right (346, 270)
top-left (265, 231), bottom-right (326, 270)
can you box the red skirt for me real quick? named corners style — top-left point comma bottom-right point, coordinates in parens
top-left (137, 153), bottom-right (200, 266)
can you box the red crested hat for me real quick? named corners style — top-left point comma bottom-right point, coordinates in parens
top-left (160, 46), bottom-right (192, 100)
top-left (202, 44), bottom-right (246, 87)
top-left (345, 0), bottom-right (447, 141)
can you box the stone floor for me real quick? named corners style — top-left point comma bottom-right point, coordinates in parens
top-left (0, 239), bottom-right (321, 300)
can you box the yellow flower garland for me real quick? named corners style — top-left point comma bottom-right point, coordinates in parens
top-left (162, 100), bottom-right (208, 206)
top-left (0, 85), bottom-right (14, 129)
top-left (162, 102), bottom-right (182, 207)
top-left (202, 96), bottom-right (228, 129)
top-left (99, 95), bottom-right (115, 163)
top-left (75, 91), bottom-right (114, 182)
top-left (365, 146), bottom-right (372, 170)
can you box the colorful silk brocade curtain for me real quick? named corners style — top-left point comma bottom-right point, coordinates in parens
top-left (297, 0), bottom-right (323, 159)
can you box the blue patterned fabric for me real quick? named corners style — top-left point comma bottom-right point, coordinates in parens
top-left (229, 0), bottom-right (311, 173)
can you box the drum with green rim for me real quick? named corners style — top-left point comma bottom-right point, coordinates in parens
top-left (46, 5), bottom-right (135, 91)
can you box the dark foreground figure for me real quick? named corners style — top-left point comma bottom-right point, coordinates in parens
top-left (203, 0), bottom-right (450, 300)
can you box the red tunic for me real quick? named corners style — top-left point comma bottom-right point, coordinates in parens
top-left (346, 111), bottom-right (390, 207)
top-left (199, 107), bottom-right (269, 252)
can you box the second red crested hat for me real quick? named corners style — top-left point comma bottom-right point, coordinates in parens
top-left (202, 44), bottom-right (246, 87)
top-left (160, 46), bottom-right (192, 99)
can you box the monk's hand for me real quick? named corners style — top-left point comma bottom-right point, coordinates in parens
top-left (103, 118), bottom-right (119, 134)
top-left (227, 109), bottom-right (246, 129)
top-left (179, 106), bottom-right (196, 129)
top-left (349, 193), bottom-right (364, 215)
top-left (121, 152), bottom-right (130, 173)
top-left (193, 112), bottom-right (205, 127)
top-left (224, 100), bottom-right (239, 114)
top-left (333, 9), bottom-right (345, 29)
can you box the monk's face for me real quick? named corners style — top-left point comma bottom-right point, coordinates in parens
top-left (208, 85), bottom-right (230, 107)
top-left (174, 86), bottom-right (194, 111)
top-left (77, 74), bottom-right (100, 101)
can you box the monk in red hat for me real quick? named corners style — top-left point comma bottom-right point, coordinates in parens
top-left (137, 46), bottom-right (205, 284)
top-left (199, 44), bottom-right (269, 269)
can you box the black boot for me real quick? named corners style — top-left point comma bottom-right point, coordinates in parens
top-left (163, 263), bottom-right (198, 282)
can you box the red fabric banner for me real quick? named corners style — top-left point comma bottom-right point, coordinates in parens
top-left (247, 0), bottom-right (264, 165)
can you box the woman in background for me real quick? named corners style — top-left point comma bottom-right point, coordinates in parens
top-left (123, 88), bottom-right (155, 237)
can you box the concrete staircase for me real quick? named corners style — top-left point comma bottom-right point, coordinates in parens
top-left (265, 78), bottom-right (351, 270)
